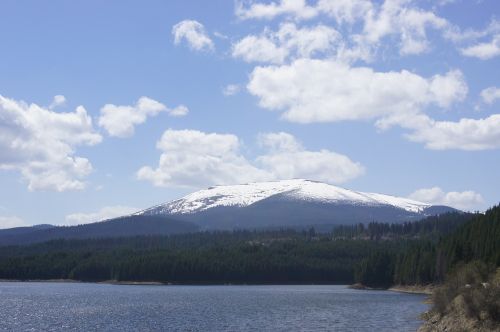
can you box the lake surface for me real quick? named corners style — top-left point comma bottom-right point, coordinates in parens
top-left (0, 282), bottom-right (428, 331)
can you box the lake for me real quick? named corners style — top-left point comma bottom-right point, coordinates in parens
top-left (0, 282), bottom-right (428, 331)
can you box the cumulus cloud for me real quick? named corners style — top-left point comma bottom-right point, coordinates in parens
top-left (394, 113), bottom-right (500, 150)
top-left (247, 59), bottom-right (500, 150)
top-left (480, 87), bottom-right (500, 105)
top-left (172, 20), bottom-right (214, 52)
top-left (137, 129), bottom-right (271, 187)
top-left (409, 187), bottom-right (483, 210)
top-left (461, 34), bottom-right (500, 60)
top-left (65, 205), bottom-right (140, 225)
top-left (232, 23), bottom-right (341, 64)
top-left (257, 132), bottom-right (365, 184)
top-left (49, 95), bottom-right (66, 109)
top-left (248, 59), bottom-right (467, 123)
top-left (98, 97), bottom-right (187, 138)
top-left (137, 129), bottom-right (364, 188)
top-left (0, 216), bottom-right (28, 229)
top-left (0, 94), bottom-right (102, 191)
top-left (375, 111), bottom-right (500, 150)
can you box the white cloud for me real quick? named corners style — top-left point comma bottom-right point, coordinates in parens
top-left (445, 19), bottom-right (500, 43)
top-left (232, 23), bottom-right (349, 64)
top-left (235, 1), bottom-right (500, 60)
top-left (172, 20), bottom-right (214, 52)
top-left (480, 86), bottom-right (500, 104)
top-left (168, 105), bottom-right (189, 117)
top-left (247, 59), bottom-right (467, 123)
top-left (65, 205), bottom-right (140, 225)
top-left (461, 34), bottom-right (500, 60)
top-left (317, 0), bottom-right (372, 25)
top-left (137, 129), bottom-right (271, 187)
top-left (137, 129), bottom-right (364, 188)
top-left (247, 59), bottom-right (500, 151)
top-left (236, 0), bottom-right (449, 57)
top-left (257, 132), bottom-right (365, 183)
top-left (258, 131), bottom-right (302, 152)
top-left (409, 187), bottom-right (483, 210)
top-left (98, 97), bottom-right (186, 138)
top-left (49, 95), bottom-right (66, 109)
top-left (222, 84), bottom-right (241, 96)
top-left (429, 70), bottom-right (469, 108)
top-left (0, 216), bottom-right (28, 229)
top-left (362, 0), bottom-right (448, 56)
top-left (392, 113), bottom-right (500, 151)
top-left (280, 23), bottom-right (341, 58)
top-left (236, 0), bottom-right (318, 21)
top-left (233, 35), bottom-right (287, 64)
top-left (0, 94), bottom-right (102, 191)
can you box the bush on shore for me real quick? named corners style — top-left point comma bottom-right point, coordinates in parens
top-left (432, 261), bottom-right (500, 323)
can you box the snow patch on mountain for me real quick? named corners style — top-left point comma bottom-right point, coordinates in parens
top-left (137, 179), bottom-right (431, 215)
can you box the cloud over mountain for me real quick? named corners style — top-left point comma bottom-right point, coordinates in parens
top-left (137, 129), bottom-right (364, 188)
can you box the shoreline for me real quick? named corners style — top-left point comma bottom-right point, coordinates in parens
top-left (0, 279), bottom-right (352, 286)
top-left (0, 279), bottom-right (437, 294)
top-left (388, 284), bottom-right (434, 295)
top-left (0, 279), bottom-right (433, 290)
top-left (348, 283), bottom-right (434, 295)
top-left (0, 279), bottom-right (166, 285)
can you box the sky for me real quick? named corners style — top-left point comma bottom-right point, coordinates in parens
top-left (0, 0), bottom-right (499, 228)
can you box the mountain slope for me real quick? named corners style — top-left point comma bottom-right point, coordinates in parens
top-left (0, 180), bottom-right (458, 246)
top-left (0, 215), bottom-right (198, 246)
top-left (138, 179), bottom-right (458, 229)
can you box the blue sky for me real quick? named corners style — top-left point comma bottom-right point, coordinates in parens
top-left (0, 0), bottom-right (499, 227)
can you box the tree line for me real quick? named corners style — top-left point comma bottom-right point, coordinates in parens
top-left (355, 205), bottom-right (499, 287)
top-left (0, 208), bottom-right (497, 287)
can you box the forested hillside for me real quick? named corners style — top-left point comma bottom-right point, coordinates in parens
top-left (0, 208), bottom-right (497, 287)
top-left (355, 205), bottom-right (500, 287)
top-left (0, 211), bottom-right (490, 287)
top-left (0, 232), bottom-right (397, 284)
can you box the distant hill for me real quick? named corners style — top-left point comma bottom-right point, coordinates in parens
top-left (0, 224), bottom-right (56, 237)
top-left (0, 215), bottom-right (198, 246)
top-left (0, 179), bottom-right (460, 246)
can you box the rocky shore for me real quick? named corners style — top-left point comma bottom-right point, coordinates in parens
top-left (418, 294), bottom-right (500, 332)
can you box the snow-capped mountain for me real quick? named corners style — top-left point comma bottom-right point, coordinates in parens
top-left (137, 179), bottom-right (457, 230)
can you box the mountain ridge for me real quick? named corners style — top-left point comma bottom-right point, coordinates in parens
top-left (137, 179), bottom-right (433, 215)
top-left (136, 179), bottom-right (458, 229)
top-left (0, 179), bottom-right (459, 245)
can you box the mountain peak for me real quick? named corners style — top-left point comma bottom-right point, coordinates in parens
top-left (137, 179), bottom-right (432, 216)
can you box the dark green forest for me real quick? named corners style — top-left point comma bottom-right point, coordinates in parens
top-left (0, 207), bottom-right (498, 288)
top-left (357, 205), bottom-right (500, 287)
